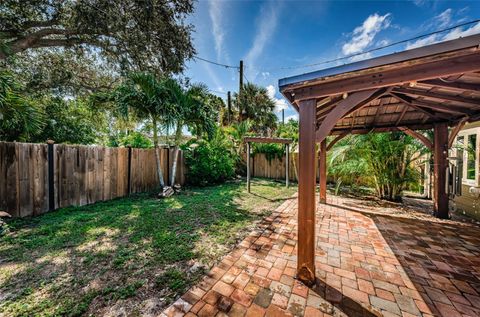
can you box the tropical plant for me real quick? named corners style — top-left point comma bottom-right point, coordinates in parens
top-left (329, 132), bottom-right (429, 201)
top-left (234, 83), bottom-right (277, 134)
top-left (118, 132), bottom-right (153, 148)
top-left (165, 81), bottom-right (219, 186)
top-left (114, 73), bottom-right (178, 188)
top-left (0, 70), bottom-right (43, 141)
top-left (277, 119), bottom-right (299, 179)
top-left (252, 143), bottom-right (284, 162)
top-left (182, 129), bottom-right (235, 186)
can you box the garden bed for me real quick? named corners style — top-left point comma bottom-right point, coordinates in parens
top-left (0, 179), bottom-right (296, 317)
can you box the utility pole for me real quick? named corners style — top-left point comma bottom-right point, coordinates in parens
top-left (239, 60), bottom-right (244, 122)
top-left (227, 91), bottom-right (232, 124)
top-left (239, 60), bottom-right (244, 93)
top-left (282, 109), bottom-right (285, 124)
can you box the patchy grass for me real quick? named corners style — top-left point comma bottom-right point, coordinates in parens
top-left (0, 179), bottom-right (296, 316)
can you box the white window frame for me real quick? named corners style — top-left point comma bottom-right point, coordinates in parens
top-left (456, 127), bottom-right (480, 186)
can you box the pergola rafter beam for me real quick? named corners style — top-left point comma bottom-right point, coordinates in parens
top-left (397, 127), bottom-right (433, 150)
top-left (327, 131), bottom-right (349, 151)
top-left (411, 99), bottom-right (475, 116)
top-left (420, 79), bottom-right (480, 94)
top-left (389, 92), bottom-right (451, 120)
top-left (393, 87), bottom-right (480, 107)
top-left (315, 88), bottom-right (387, 142)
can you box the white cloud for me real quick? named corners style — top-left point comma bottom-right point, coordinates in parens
top-left (285, 114), bottom-right (298, 122)
top-left (244, 2), bottom-right (281, 79)
top-left (342, 13), bottom-right (391, 55)
top-left (437, 9), bottom-right (452, 28)
top-left (266, 84), bottom-right (289, 113)
top-left (405, 34), bottom-right (438, 49)
top-left (349, 52), bottom-right (372, 62)
top-left (209, 1), bottom-right (227, 61)
top-left (406, 21), bottom-right (480, 49)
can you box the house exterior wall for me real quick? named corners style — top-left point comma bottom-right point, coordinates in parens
top-left (452, 122), bottom-right (480, 220)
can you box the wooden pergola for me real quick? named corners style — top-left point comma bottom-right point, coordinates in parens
top-left (279, 34), bottom-right (480, 285)
top-left (244, 136), bottom-right (293, 192)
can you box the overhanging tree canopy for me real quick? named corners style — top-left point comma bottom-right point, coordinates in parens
top-left (0, 0), bottom-right (195, 74)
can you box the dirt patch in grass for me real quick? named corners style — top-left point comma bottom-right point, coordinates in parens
top-left (0, 179), bottom-right (296, 317)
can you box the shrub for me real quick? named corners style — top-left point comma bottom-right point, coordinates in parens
top-left (120, 131), bottom-right (153, 148)
top-left (182, 131), bottom-right (235, 186)
top-left (252, 143), bottom-right (285, 161)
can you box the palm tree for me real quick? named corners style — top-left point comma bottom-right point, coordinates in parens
top-left (114, 73), bottom-right (177, 188)
top-left (234, 83), bottom-right (277, 135)
top-left (0, 71), bottom-right (43, 141)
top-left (167, 81), bottom-right (218, 186)
top-left (329, 132), bottom-right (429, 201)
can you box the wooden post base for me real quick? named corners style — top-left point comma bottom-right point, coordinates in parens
top-left (297, 265), bottom-right (316, 286)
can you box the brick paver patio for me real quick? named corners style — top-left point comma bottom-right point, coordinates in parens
top-left (162, 195), bottom-right (480, 317)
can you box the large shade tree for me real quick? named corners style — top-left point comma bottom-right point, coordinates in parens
top-left (0, 0), bottom-right (195, 74)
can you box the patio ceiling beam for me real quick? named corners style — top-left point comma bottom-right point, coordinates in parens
top-left (420, 79), bottom-right (480, 94)
top-left (330, 123), bottom-right (436, 134)
top-left (392, 87), bottom-right (480, 107)
top-left (316, 88), bottom-right (387, 142)
top-left (397, 127), bottom-right (433, 150)
top-left (410, 99), bottom-right (475, 116)
top-left (291, 52), bottom-right (480, 101)
top-left (395, 105), bottom-right (408, 126)
top-left (389, 92), bottom-right (452, 120)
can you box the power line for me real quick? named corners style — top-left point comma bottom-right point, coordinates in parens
top-left (260, 18), bottom-right (480, 72)
top-left (193, 56), bottom-right (239, 69)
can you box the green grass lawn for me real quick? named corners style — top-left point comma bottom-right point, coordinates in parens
top-left (0, 179), bottom-right (296, 317)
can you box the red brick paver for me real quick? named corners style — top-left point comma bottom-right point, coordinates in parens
top-left (162, 194), bottom-right (480, 316)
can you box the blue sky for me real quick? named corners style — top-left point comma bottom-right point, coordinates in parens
top-left (184, 0), bottom-right (480, 122)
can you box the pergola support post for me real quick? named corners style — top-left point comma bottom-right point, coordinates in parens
top-left (285, 144), bottom-right (290, 188)
top-left (297, 99), bottom-right (317, 285)
top-left (246, 142), bottom-right (251, 193)
top-left (433, 122), bottom-right (449, 219)
top-left (319, 139), bottom-right (327, 204)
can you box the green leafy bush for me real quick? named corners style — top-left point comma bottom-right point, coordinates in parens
top-left (252, 143), bottom-right (285, 161)
top-left (120, 132), bottom-right (153, 148)
top-left (182, 131), bottom-right (235, 186)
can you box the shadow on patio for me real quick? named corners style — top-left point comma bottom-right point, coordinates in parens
top-left (162, 193), bottom-right (480, 317)
top-left (314, 196), bottom-right (480, 317)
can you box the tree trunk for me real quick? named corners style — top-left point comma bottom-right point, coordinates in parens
top-left (152, 117), bottom-right (165, 188)
top-left (170, 122), bottom-right (182, 186)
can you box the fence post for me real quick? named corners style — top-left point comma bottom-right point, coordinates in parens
top-left (127, 145), bottom-right (132, 195)
top-left (47, 140), bottom-right (55, 211)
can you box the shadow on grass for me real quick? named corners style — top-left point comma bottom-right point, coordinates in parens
top-left (0, 179), bottom-right (296, 316)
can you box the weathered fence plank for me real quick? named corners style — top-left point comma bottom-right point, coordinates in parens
top-left (0, 142), bottom-right (186, 217)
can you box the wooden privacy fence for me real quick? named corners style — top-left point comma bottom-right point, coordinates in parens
top-left (0, 142), bottom-right (185, 217)
top-left (249, 152), bottom-right (320, 182)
